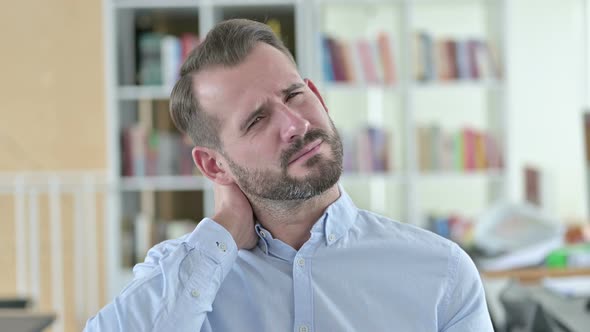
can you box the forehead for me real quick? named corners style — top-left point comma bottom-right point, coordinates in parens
top-left (192, 43), bottom-right (301, 129)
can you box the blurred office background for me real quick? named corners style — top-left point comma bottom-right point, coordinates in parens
top-left (1, 0), bottom-right (590, 331)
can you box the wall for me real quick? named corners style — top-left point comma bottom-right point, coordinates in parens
top-left (0, 1), bottom-right (105, 331)
top-left (0, 1), bottom-right (106, 171)
top-left (507, 0), bottom-right (589, 220)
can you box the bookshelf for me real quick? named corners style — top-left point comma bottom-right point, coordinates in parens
top-left (104, 0), bottom-right (306, 298)
top-left (104, 0), bottom-right (509, 298)
top-left (312, 0), bottom-right (508, 241)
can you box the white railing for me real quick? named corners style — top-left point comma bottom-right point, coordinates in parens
top-left (0, 171), bottom-right (109, 332)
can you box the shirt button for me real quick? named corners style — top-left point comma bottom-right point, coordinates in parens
top-left (328, 234), bottom-right (336, 242)
top-left (297, 257), bottom-right (305, 267)
top-left (217, 242), bottom-right (227, 252)
top-left (191, 289), bottom-right (200, 298)
top-left (260, 231), bottom-right (266, 238)
top-left (299, 325), bottom-right (309, 332)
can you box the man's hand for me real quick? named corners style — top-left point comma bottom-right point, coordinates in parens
top-left (212, 183), bottom-right (258, 250)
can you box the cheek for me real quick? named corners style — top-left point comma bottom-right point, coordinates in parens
top-left (227, 140), bottom-right (279, 167)
top-left (301, 98), bottom-right (329, 122)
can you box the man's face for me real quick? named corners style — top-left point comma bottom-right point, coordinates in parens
top-left (193, 43), bottom-right (343, 200)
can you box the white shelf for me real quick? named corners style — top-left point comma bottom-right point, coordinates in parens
top-left (322, 82), bottom-right (400, 94)
top-left (119, 176), bottom-right (210, 191)
top-left (117, 85), bottom-right (173, 100)
top-left (212, 0), bottom-right (298, 6)
top-left (113, 0), bottom-right (198, 9)
top-left (341, 172), bottom-right (405, 183)
top-left (417, 169), bottom-right (504, 182)
top-left (411, 79), bottom-right (503, 91)
top-left (318, 0), bottom-right (404, 5)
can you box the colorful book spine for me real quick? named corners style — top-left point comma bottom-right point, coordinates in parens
top-left (138, 33), bottom-right (162, 85)
top-left (321, 36), bottom-right (335, 82)
top-left (377, 32), bottom-right (396, 85)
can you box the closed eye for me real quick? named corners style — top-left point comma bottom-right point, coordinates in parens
top-left (286, 91), bottom-right (302, 102)
top-left (247, 116), bottom-right (265, 130)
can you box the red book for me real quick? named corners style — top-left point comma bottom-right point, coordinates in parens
top-left (357, 39), bottom-right (379, 83)
top-left (327, 38), bottom-right (346, 82)
top-left (463, 128), bottom-right (477, 171)
top-left (180, 33), bottom-right (200, 62)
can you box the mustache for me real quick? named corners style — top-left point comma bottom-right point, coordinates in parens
top-left (280, 129), bottom-right (332, 168)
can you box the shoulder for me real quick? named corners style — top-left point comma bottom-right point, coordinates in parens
top-left (353, 209), bottom-right (456, 253)
top-left (351, 209), bottom-right (477, 279)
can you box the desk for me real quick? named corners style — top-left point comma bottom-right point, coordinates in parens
top-left (0, 310), bottom-right (55, 332)
top-left (526, 286), bottom-right (590, 332)
top-left (482, 267), bottom-right (590, 331)
top-left (482, 267), bottom-right (590, 284)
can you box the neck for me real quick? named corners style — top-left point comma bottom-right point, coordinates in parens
top-left (248, 185), bottom-right (341, 250)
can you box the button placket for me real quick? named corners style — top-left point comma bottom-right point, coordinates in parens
top-left (293, 241), bottom-right (317, 332)
top-left (328, 233), bottom-right (336, 243)
top-left (297, 257), bottom-right (305, 267)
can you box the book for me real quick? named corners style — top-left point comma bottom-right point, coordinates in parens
top-left (455, 40), bottom-right (470, 80)
top-left (356, 39), bottom-right (379, 84)
top-left (138, 33), bottom-right (162, 85)
top-left (525, 166), bottom-right (541, 206)
top-left (419, 32), bottom-right (436, 81)
top-left (377, 32), bottom-right (396, 85)
top-left (436, 39), bottom-right (452, 81)
top-left (326, 37), bottom-right (347, 82)
top-left (412, 32), bottom-right (426, 81)
top-left (368, 127), bottom-right (390, 171)
top-left (321, 36), bottom-right (335, 82)
top-left (417, 126), bottom-right (431, 171)
top-left (463, 128), bottom-right (477, 171)
top-left (467, 39), bottom-right (480, 79)
top-left (180, 33), bottom-right (200, 61)
top-left (321, 34), bottom-right (398, 85)
top-left (161, 35), bottom-right (182, 86)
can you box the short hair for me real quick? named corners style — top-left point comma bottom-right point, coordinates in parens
top-left (169, 18), bottom-right (296, 149)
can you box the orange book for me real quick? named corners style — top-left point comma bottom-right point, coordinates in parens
top-left (475, 131), bottom-right (487, 169)
top-left (339, 40), bottom-right (356, 82)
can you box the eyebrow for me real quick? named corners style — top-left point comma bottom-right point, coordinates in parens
top-left (239, 82), bottom-right (305, 132)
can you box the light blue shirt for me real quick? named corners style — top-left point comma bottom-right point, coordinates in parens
top-left (85, 188), bottom-right (493, 331)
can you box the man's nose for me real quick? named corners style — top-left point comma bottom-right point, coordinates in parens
top-left (278, 106), bottom-right (310, 143)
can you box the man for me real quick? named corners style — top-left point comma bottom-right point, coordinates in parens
top-left (85, 19), bottom-right (493, 331)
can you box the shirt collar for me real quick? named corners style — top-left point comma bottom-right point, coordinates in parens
top-left (320, 184), bottom-right (358, 245)
top-left (255, 184), bottom-right (359, 255)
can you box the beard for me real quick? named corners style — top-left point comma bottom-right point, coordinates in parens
top-left (223, 120), bottom-right (343, 201)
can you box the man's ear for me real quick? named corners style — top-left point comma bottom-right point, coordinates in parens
top-left (305, 78), bottom-right (329, 113)
top-left (192, 146), bottom-right (234, 185)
